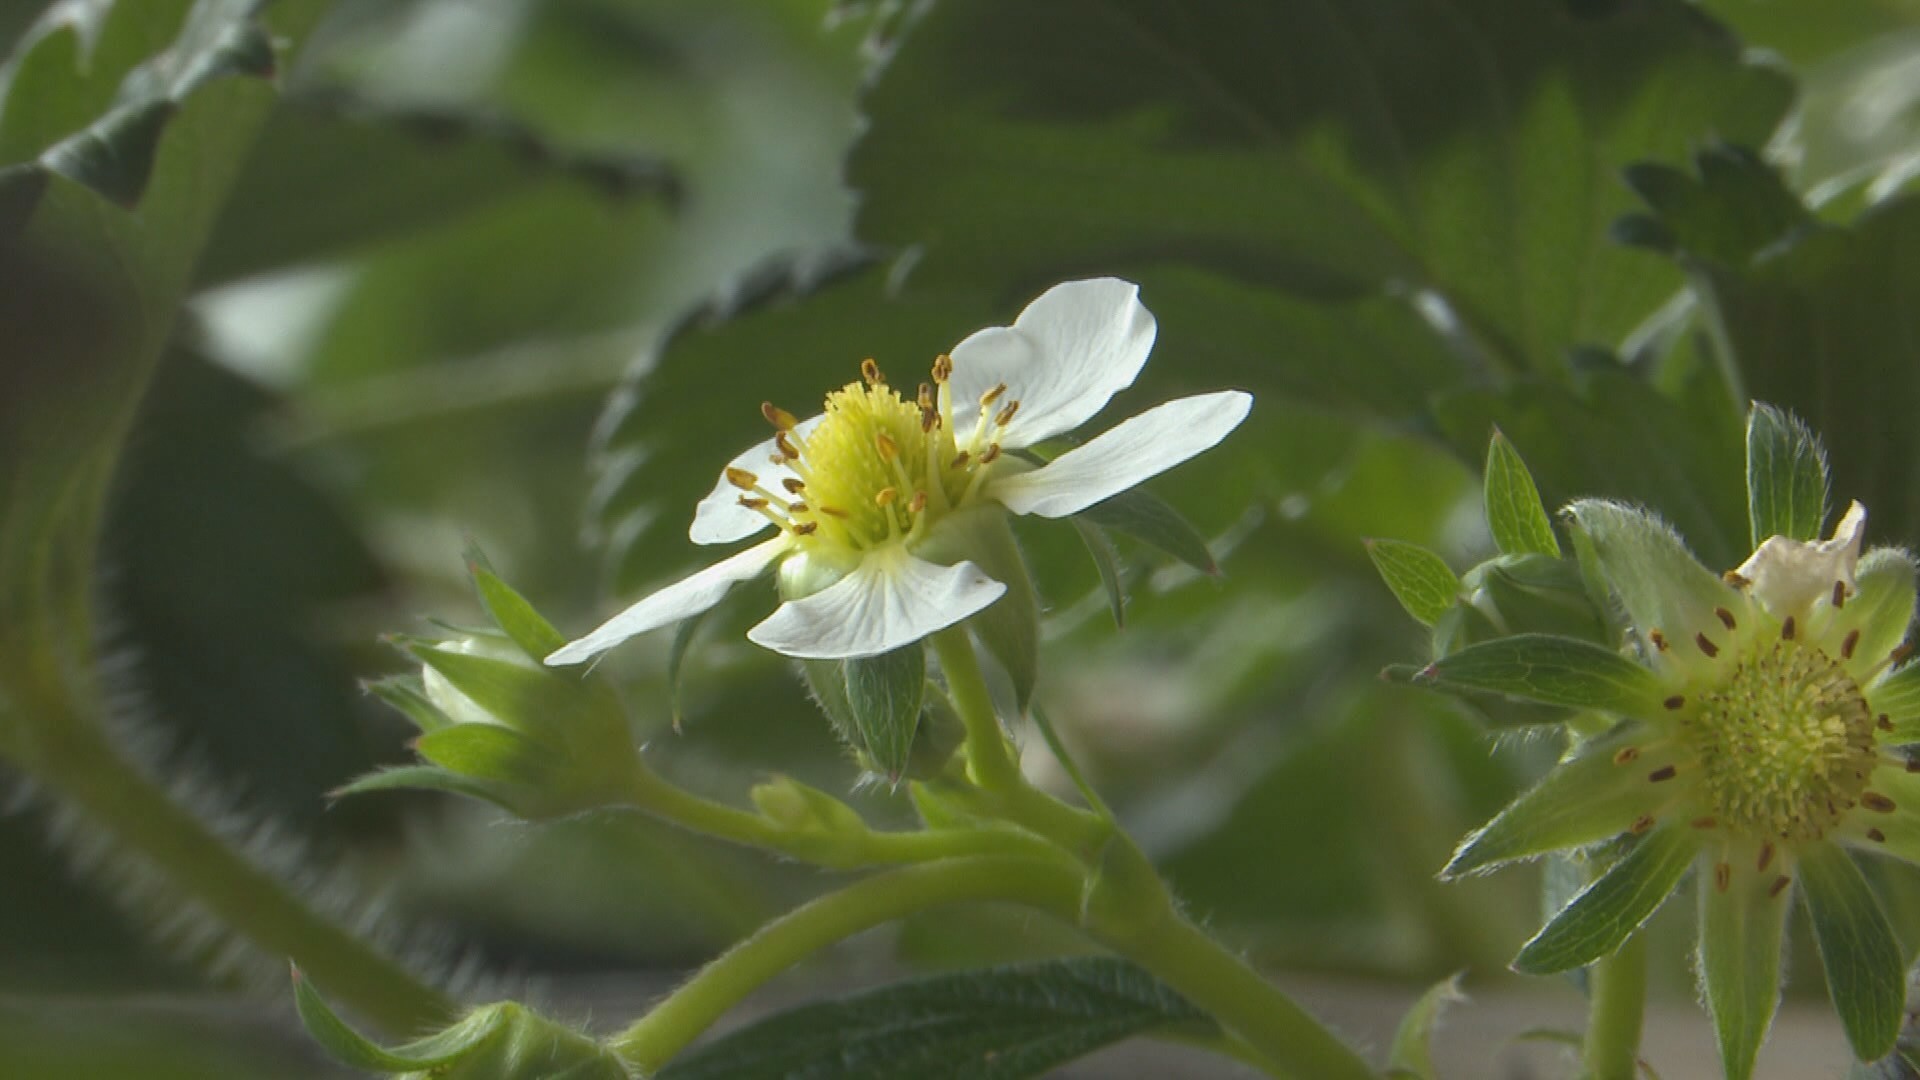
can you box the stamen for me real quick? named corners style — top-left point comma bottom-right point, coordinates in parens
top-left (1757, 843), bottom-right (1774, 872)
top-left (1724, 570), bottom-right (1752, 588)
top-left (978, 444), bottom-right (1002, 464)
top-left (1842, 630), bottom-right (1861, 660)
top-left (788, 502), bottom-right (809, 514)
top-left (1781, 616), bottom-right (1796, 641)
top-left (736, 496), bottom-right (768, 510)
top-left (1833, 581), bottom-right (1847, 608)
top-left (1862, 791), bottom-right (1897, 812)
top-left (819, 506), bottom-right (849, 519)
top-left (1716, 607), bottom-right (1738, 631)
top-left (1691, 816), bottom-right (1717, 829)
top-left (1879, 714), bottom-right (1894, 732)
top-left (908, 491), bottom-right (927, 514)
top-left (1613, 747), bottom-right (1640, 765)
top-left (1695, 633), bottom-right (1719, 659)
top-left (775, 432), bottom-right (800, 459)
top-left (979, 382), bottom-right (1008, 408)
top-left (862, 358), bottom-right (885, 385)
top-left (1869, 828), bottom-right (1888, 842)
top-left (725, 467), bottom-right (758, 490)
top-left (1664, 695), bottom-right (1686, 710)
top-left (1649, 630), bottom-right (1669, 652)
top-left (792, 521), bottom-right (818, 536)
top-left (1649, 765), bottom-right (1678, 782)
top-left (1630, 815), bottom-right (1655, 835)
top-left (875, 487), bottom-right (898, 507)
top-left (761, 402), bottom-right (798, 430)
top-left (951, 450), bottom-right (971, 469)
top-left (782, 478), bottom-right (806, 494)
top-left (994, 399), bottom-right (1020, 427)
top-left (1768, 875), bottom-right (1791, 898)
top-left (930, 354), bottom-right (952, 383)
top-left (1715, 862), bottom-right (1731, 892)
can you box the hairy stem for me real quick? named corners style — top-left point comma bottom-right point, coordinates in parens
top-left (1581, 932), bottom-right (1647, 1080)
top-left (609, 854), bottom-right (1085, 1072)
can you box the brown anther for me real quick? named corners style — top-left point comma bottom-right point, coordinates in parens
top-left (979, 382), bottom-right (1008, 408)
top-left (1649, 765), bottom-right (1678, 783)
top-left (1842, 629), bottom-right (1861, 660)
top-left (1715, 862), bottom-right (1731, 892)
top-left (782, 478), bottom-right (807, 494)
top-left (1781, 615), bottom-right (1796, 641)
top-left (736, 496), bottom-right (768, 510)
top-left (787, 502), bottom-right (809, 514)
top-left (1862, 791), bottom-right (1897, 813)
top-left (1691, 816), bottom-right (1717, 829)
top-left (1907, 757), bottom-right (1920, 773)
top-left (1724, 570), bottom-right (1752, 588)
top-left (1833, 581), bottom-right (1848, 608)
top-left (1695, 632), bottom-right (1719, 659)
top-left (875, 432), bottom-right (899, 460)
top-left (917, 383), bottom-right (934, 409)
top-left (1613, 747), bottom-right (1641, 765)
top-left (1757, 843), bottom-right (1775, 872)
top-left (994, 399), bottom-right (1020, 427)
top-left (1768, 875), bottom-right (1791, 898)
top-left (862, 358), bottom-right (885, 385)
top-left (907, 490), bottom-right (928, 514)
top-left (819, 506), bottom-right (849, 519)
top-left (920, 407), bottom-right (939, 433)
top-left (761, 402), bottom-right (798, 430)
top-left (1664, 695), bottom-right (1686, 710)
top-left (775, 432), bottom-right (800, 459)
top-left (978, 444), bottom-right (1003, 465)
top-left (1649, 629), bottom-right (1670, 652)
top-left (725, 467), bottom-right (758, 490)
top-left (1892, 643), bottom-right (1915, 666)
top-left (792, 521), bottom-right (818, 536)
top-left (1715, 607), bottom-right (1738, 631)
top-left (875, 487), bottom-right (898, 507)
top-left (931, 354), bottom-right (952, 383)
top-left (1630, 814), bottom-right (1655, 835)
top-left (1869, 828), bottom-right (1889, 843)
top-left (1879, 714), bottom-right (1894, 732)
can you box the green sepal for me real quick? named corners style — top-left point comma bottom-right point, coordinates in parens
top-left (330, 765), bottom-right (523, 810)
top-left (908, 683), bottom-right (966, 781)
top-left (464, 551), bottom-right (568, 660)
top-left (1839, 549), bottom-right (1917, 681)
top-left (1071, 517), bottom-right (1127, 629)
top-left (1076, 486), bottom-right (1216, 576)
top-left (1873, 663), bottom-right (1920, 742)
top-left (409, 637), bottom-right (623, 746)
top-left (364, 674), bottom-right (453, 734)
top-left (1513, 825), bottom-right (1696, 975)
top-left (1444, 729), bottom-right (1664, 878)
top-left (1563, 501), bottom-right (1743, 658)
top-left (1366, 539), bottom-right (1460, 628)
top-left (413, 723), bottom-right (561, 789)
top-left (1430, 600), bottom-right (1505, 658)
top-left (844, 644), bottom-right (927, 783)
top-left (1698, 856), bottom-right (1791, 1080)
top-left (293, 969), bottom-right (504, 1071)
top-left (1413, 634), bottom-right (1668, 715)
top-left (1467, 554), bottom-right (1609, 645)
top-left (1745, 403), bottom-right (1830, 547)
top-left (800, 658), bottom-right (860, 748)
top-left (1801, 843), bottom-right (1905, 1061)
top-left (41, 98), bottom-right (175, 208)
top-left (1386, 973), bottom-right (1462, 1079)
top-left (1486, 430), bottom-right (1559, 557)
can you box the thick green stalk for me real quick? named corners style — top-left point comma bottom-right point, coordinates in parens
top-left (610, 854), bottom-right (1085, 1072)
top-left (18, 695), bottom-right (455, 1034)
top-left (930, 628), bottom-right (1023, 790)
top-left (1581, 933), bottom-right (1647, 1080)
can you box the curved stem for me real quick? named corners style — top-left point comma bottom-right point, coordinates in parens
top-left (609, 854), bottom-right (1085, 1072)
top-left (619, 767), bottom-right (1062, 868)
top-left (1580, 932), bottom-right (1647, 1080)
top-left (17, 692), bottom-right (455, 1034)
top-left (930, 628), bottom-right (1022, 791)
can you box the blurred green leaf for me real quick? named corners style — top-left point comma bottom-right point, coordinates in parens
top-left (1365, 540), bottom-right (1460, 628)
top-left (1076, 487), bottom-right (1217, 577)
top-left (1386, 974), bottom-right (1462, 1080)
top-left (656, 957), bottom-right (1211, 1080)
top-left (1071, 518), bottom-right (1127, 629)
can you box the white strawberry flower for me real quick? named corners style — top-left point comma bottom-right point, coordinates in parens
top-left (546, 278), bottom-right (1251, 665)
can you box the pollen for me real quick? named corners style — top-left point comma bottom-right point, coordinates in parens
top-left (1682, 640), bottom-right (1877, 844)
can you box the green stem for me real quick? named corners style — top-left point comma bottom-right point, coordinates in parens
top-left (1120, 913), bottom-right (1376, 1080)
top-left (1581, 932), bottom-right (1647, 1080)
top-left (609, 855), bottom-right (1085, 1072)
top-left (620, 768), bottom-right (1061, 868)
top-left (930, 628), bottom-right (1022, 791)
top-left (19, 698), bottom-right (455, 1034)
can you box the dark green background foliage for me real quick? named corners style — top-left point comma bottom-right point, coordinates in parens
top-left (5, 0), bottom-right (1920, 1075)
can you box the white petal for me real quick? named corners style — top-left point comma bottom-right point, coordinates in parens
top-left (1731, 500), bottom-right (1868, 618)
top-left (947, 278), bottom-right (1156, 448)
top-left (746, 548), bottom-right (1006, 660)
top-left (688, 415), bottom-right (823, 545)
top-left (987, 391), bottom-right (1252, 519)
top-left (547, 539), bottom-right (787, 666)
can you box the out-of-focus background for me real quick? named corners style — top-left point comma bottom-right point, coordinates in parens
top-left (6, 0), bottom-right (1920, 1076)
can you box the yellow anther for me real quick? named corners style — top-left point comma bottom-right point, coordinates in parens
top-left (761, 402), bottom-right (799, 430)
top-left (931, 354), bottom-right (952, 383)
top-left (908, 491), bottom-right (928, 513)
top-left (875, 432), bottom-right (899, 460)
top-left (725, 467), bottom-right (758, 490)
top-left (875, 487), bottom-right (898, 507)
top-left (980, 382), bottom-right (1008, 408)
top-left (819, 506), bottom-right (849, 518)
top-left (861, 358), bottom-right (885, 385)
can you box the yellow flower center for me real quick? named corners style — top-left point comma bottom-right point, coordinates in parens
top-left (729, 358), bottom-right (1020, 555)
top-left (1683, 640), bottom-right (1877, 843)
